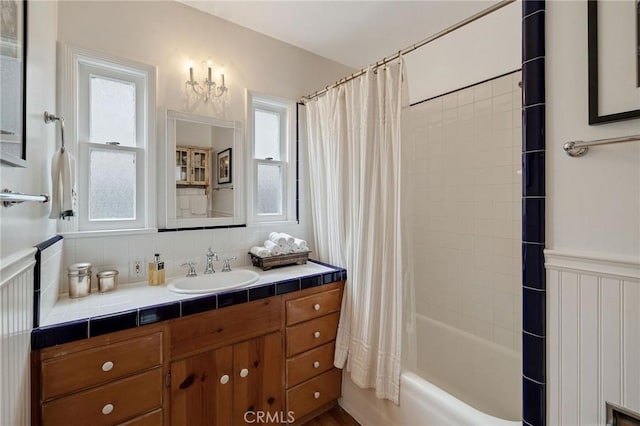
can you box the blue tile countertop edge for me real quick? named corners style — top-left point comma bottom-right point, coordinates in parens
top-left (31, 260), bottom-right (346, 350)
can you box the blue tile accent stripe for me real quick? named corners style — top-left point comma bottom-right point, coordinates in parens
top-left (33, 235), bottom-right (65, 328)
top-left (522, 1), bottom-right (546, 425)
top-left (30, 260), bottom-right (347, 350)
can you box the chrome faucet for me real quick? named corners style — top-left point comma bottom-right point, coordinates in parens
top-left (204, 248), bottom-right (218, 274)
top-left (181, 261), bottom-right (198, 277)
top-left (221, 256), bottom-right (237, 272)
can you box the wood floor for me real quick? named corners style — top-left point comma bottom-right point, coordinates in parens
top-left (302, 405), bottom-right (360, 426)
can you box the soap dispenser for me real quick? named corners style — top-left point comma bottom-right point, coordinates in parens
top-left (148, 253), bottom-right (165, 286)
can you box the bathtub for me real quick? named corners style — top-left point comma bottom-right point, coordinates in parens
top-left (340, 314), bottom-right (521, 425)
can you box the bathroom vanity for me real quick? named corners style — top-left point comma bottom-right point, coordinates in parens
top-left (31, 263), bottom-right (345, 426)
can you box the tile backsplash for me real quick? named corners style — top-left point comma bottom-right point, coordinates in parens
top-left (60, 223), bottom-right (315, 294)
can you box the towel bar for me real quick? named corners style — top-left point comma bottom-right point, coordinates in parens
top-left (563, 134), bottom-right (640, 157)
top-left (1, 189), bottom-right (50, 208)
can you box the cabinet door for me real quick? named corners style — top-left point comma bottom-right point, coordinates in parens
top-left (232, 332), bottom-right (283, 425)
top-left (175, 148), bottom-right (190, 184)
top-left (170, 346), bottom-right (233, 426)
top-left (190, 149), bottom-right (209, 185)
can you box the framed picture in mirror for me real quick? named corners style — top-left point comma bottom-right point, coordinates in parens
top-left (217, 148), bottom-right (232, 184)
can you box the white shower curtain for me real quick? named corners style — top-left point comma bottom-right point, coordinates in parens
top-left (306, 60), bottom-right (405, 403)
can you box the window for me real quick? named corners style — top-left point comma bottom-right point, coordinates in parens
top-left (246, 91), bottom-right (296, 223)
top-left (62, 46), bottom-right (156, 232)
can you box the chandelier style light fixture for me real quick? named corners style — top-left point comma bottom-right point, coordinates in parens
top-left (185, 59), bottom-right (227, 102)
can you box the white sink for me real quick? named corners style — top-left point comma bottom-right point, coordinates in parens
top-left (168, 269), bottom-right (260, 294)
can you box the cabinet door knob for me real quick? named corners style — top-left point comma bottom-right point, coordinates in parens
top-left (240, 368), bottom-right (249, 378)
top-left (313, 303), bottom-right (320, 311)
top-left (220, 374), bottom-right (230, 385)
top-left (101, 361), bottom-right (114, 372)
top-left (314, 331), bottom-right (320, 339)
top-left (314, 391), bottom-right (321, 399)
top-left (313, 361), bottom-right (320, 369)
top-left (102, 404), bottom-right (114, 415)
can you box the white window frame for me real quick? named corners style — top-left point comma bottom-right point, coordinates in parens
top-left (245, 90), bottom-right (296, 224)
top-left (58, 44), bottom-right (156, 233)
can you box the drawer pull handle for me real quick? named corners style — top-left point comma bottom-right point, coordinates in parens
top-left (102, 404), bottom-right (114, 415)
top-left (220, 374), bottom-right (230, 385)
top-left (313, 361), bottom-right (320, 369)
top-left (313, 303), bottom-right (320, 311)
top-left (240, 368), bottom-right (249, 378)
top-left (314, 391), bottom-right (321, 399)
top-left (314, 331), bottom-right (321, 339)
top-left (101, 361), bottom-right (114, 372)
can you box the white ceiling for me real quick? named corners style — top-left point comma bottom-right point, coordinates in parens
top-left (179, 1), bottom-right (498, 69)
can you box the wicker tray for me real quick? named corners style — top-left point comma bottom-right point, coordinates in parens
top-left (249, 251), bottom-right (311, 271)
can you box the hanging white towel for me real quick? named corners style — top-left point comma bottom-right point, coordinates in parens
top-left (49, 148), bottom-right (77, 220)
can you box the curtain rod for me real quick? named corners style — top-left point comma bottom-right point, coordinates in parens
top-left (300, 0), bottom-right (516, 103)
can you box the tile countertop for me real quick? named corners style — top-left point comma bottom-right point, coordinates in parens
top-left (32, 260), bottom-right (346, 350)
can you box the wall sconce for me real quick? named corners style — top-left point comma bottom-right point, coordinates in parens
top-left (185, 60), bottom-right (227, 102)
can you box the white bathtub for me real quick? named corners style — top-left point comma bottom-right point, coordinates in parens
top-left (340, 314), bottom-right (522, 425)
top-left (341, 371), bottom-right (521, 426)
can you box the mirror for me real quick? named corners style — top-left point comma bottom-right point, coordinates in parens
top-left (164, 110), bottom-right (244, 228)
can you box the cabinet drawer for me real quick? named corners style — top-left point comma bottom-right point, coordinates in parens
top-left (171, 298), bottom-right (281, 359)
top-left (286, 312), bottom-right (339, 357)
top-left (42, 333), bottom-right (162, 400)
top-left (286, 342), bottom-right (335, 388)
top-left (119, 409), bottom-right (162, 426)
top-left (286, 368), bottom-right (342, 421)
top-left (42, 368), bottom-right (162, 426)
top-left (286, 288), bottom-right (341, 326)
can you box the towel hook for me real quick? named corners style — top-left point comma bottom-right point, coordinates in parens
top-left (44, 111), bottom-right (66, 151)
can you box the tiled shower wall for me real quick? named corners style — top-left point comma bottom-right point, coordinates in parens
top-left (404, 71), bottom-right (522, 352)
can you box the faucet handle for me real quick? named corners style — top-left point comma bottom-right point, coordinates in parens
top-left (221, 256), bottom-right (237, 272)
top-left (180, 261), bottom-right (198, 277)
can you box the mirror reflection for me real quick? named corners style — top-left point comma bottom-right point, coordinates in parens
top-left (165, 109), bottom-right (243, 228)
top-left (175, 120), bottom-right (234, 219)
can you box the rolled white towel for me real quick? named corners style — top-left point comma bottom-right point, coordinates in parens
top-left (250, 246), bottom-right (270, 257)
top-left (264, 240), bottom-right (284, 255)
top-left (269, 232), bottom-right (294, 247)
top-left (293, 238), bottom-right (308, 252)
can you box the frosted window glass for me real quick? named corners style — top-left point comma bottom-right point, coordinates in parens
top-left (254, 109), bottom-right (280, 160)
top-left (90, 77), bottom-right (136, 146)
top-left (256, 163), bottom-right (282, 215)
top-left (89, 149), bottom-right (136, 220)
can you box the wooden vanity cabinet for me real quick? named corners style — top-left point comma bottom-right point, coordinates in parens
top-left (284, 282), bottom-right (344, 424)
top-left (32, 280), bottom-right (345, 426)
top-left (169, 298), bottom-right (283, 426)
top-left (34, 324), bottom-right (167, 426)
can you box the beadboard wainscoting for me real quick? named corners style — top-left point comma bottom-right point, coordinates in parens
top-left (0, 248), bottom-right (36, 426)
top-left (546, 250), bottom-right (640, 425)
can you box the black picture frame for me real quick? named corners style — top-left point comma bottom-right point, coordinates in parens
top-left (0, 0), bottom-right (27, 166)
top-left (588, 0), bottom-right (640, 124)
top-left (217, 148), bottom-right (232, 184)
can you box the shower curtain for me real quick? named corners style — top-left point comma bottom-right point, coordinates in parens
top-left (305, 59), bottom-right (405, 403)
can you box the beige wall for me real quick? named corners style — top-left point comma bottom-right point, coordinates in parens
top-left (57, 1), bottom-right (353, 122)
top-left (54, 1), bottom-right (353, 286)
top-left (547, 1), bottom-right (640, 258)
top-left (0, 1), bottom-right (58, 260)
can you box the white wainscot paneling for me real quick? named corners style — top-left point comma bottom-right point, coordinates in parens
top-left (546, 250), bottom-right (640, 425)
top-left (0, 248), bottom-right (36, 426)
